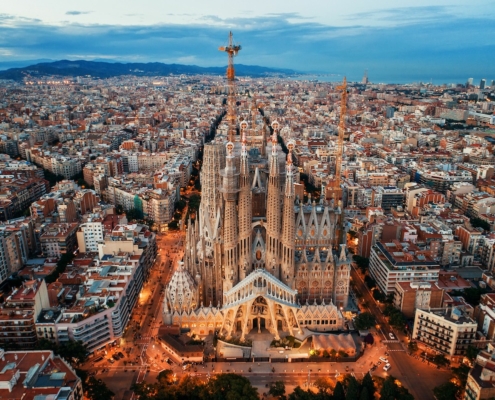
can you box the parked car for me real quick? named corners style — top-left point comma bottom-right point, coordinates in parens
top-left (112, 354), bottom-right (120, 361)
top-left (389, 333), bottom-right (395, 340)
top-left (108, 358), bottom-right (115, 364)
top-left (93, 356), bottom-right (104, 363)
top-left (117, 352), bottom-right (124, 358)
top-left (383, 363), bottom-right (391, 372)
top-left (379, 357), bottom-right (389, 363)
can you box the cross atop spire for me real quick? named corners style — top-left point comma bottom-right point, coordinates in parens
top-left (271, 121), bottom-right (279, 156)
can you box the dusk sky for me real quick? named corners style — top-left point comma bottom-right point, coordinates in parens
top-left (0, 0), bottom-right (494, 83)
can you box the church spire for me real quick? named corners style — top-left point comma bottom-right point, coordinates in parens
top-left (220, 141), bottom-right (240, 291)
top-left (238, 121), bottom-right (252, 279)
top-left (280, 140), bottom-right (296, 285)
top-left (265, 120), bottom-right (282, 279)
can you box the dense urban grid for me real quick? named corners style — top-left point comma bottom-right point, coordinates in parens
top-left (0, 46), bottom-right (495, 400)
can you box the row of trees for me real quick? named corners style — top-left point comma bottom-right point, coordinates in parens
top-left (132, 371), bottom-right (384, 400)
top-left (132, 371), bottom-right (258, 400)
top-left (382, 305), bottom-right (407, 331)
top-left (271, 373), bottom-right (412, 400)
top-left (45, 252), bottom-right (75, 284)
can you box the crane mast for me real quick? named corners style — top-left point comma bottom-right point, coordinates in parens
top-left (334, 77), bottom-right (347, 192)
top-left (219, 32), bottom-right (241, 142)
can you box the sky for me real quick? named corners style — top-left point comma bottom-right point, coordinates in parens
top-left (0, 0), bottom-right (494, 83)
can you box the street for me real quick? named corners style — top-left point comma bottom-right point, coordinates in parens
top-left (82, 229), bottom-right (186, 400)
top-left (351, 264), bottom-right (451, 400)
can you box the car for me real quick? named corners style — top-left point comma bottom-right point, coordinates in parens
top-left (389, 333), bottom-right (396, 340)
top-left (107, 358), bottom-right (115, 364)
top-left (379, 357), bottom-right (389, 363)
top-left (112, 354), bottom-right (120, 361)
top-left (93, 356), bottom-right (104, 363)
top-left (383, 363), bottom-right (391, 372)
top-left (117, 352), bottom-right (124, 358)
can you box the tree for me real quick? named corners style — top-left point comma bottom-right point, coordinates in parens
top-left (359, 387), bottom-right (370, 400)
top-left (353, 255), bottom-right (369, 273)
top-left (354, 312), bottom-right (376, 330)
top-left (364, 275), bottom-right (376, 289)
top-left (373, 289), bottom-right (386, 302)
top-left (452, 364), bottom-right (471, 387)
top-left (361, 372), bottom-right (375, 400)
top-left (432, 381), bottom-right (460, 400)
top-left (345, 375), bottom-right (360, 400)
top-left (269, 381), bottom-right (286, 398)
top-left (168, 220), bottom-right (179, 230)
top-left (175, 199), bottom-right (187, 212)
top-left (388, 310), bottom-right (407, 330)
top-left (188, 194), bottom-right (201, 213)
top-left (35, 339), bottom-right (87, 366)
top-left (333, 381), bottom-right (346, 400)
top-left (380, 376), bottom-right (398, 400)
top-left (407, 341), bottom-right (418, 353)
top-left (58, 340), bottom-right (88, 365)
top-left (451, 287), bottom-right (488, 306)
top-left (288, 386), bottom-right (317, 400)
top-left (383, 304), bottom-right (397, 316)
top-left (466, 345), bottom-right (480, 362)
top-left (313, 377), bottom-right (333, 393)
top-left (471, 217), bottom-right (490, 231)
top-left (85, 377), bottom-right (115, 400)
top-left (433, 354), bottom-right (449, 367)
top-left (205, 373), bottom-right (258, 400)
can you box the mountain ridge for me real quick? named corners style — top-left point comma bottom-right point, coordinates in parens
top-left (0, 59), bottom-right (297, 81)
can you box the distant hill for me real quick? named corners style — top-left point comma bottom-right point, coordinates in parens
top-left (0, 60), bottom-right (296, 81)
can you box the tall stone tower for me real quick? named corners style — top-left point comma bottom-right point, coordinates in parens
top-left (238, 121), bottom-right (252, 281)
top-left (219, 141), bottom-right (240, 293)
top-left (280, 140), bottom-right (296, 286)
top-left (199, 142), bottom-right (225, 307)
top-left (265, 121), bottom-right (282, 278)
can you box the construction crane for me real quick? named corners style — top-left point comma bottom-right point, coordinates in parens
top-left (334, 77), bottom-right (347, 194)
top-left (219, 32), bottom-right (241, 142)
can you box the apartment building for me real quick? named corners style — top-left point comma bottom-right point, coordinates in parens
top-left (394, 281), bottom-right (445, 319)
top-left (473, 293), bottom-right (495, 343)
top-left (0, 174), bottom-right (50, 221)
top-left (0, 280), bottom-right (50, 350)
top-left (77, 220), bottom-right (104, 253)
top-left (0, 348), bottom-right (83, 399)
top-left (413, 306), bottom-right (477, 358)
top-left (40, 223), bottom-right (79, 258)
top-left (0, 229), bottom-right (29, 282)
top-left (369, 241), bottom-right (440, 294)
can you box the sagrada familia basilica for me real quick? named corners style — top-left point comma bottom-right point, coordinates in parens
top-left (162, 34), bottom-right (351, 341)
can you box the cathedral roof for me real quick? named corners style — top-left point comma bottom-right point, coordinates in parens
top-left (166, 262), bottom-right (198, 312)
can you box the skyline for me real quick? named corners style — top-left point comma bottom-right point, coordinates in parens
top-left (0, 1), bottom-right (494, 83)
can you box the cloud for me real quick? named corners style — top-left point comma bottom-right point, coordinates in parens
top-left (0, 12), bottom-right (493, 83)
top-left (66, 11), bottom-right (92, 16)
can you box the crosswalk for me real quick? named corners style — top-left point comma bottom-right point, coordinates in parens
top-left (382, 340), bottom-right (400, 343)
top-left (387, 349), bottom-right (405, 352)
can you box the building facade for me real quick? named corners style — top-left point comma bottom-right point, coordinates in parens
top-left (413, 307), bottom-right (477, 358)
top-left (369, 241), bottom-right (440, 293)
top-left (163, 122), bottom-right (351, 340)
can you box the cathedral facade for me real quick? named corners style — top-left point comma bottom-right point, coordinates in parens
top-left (163, 120), bottom-right (351, 340)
